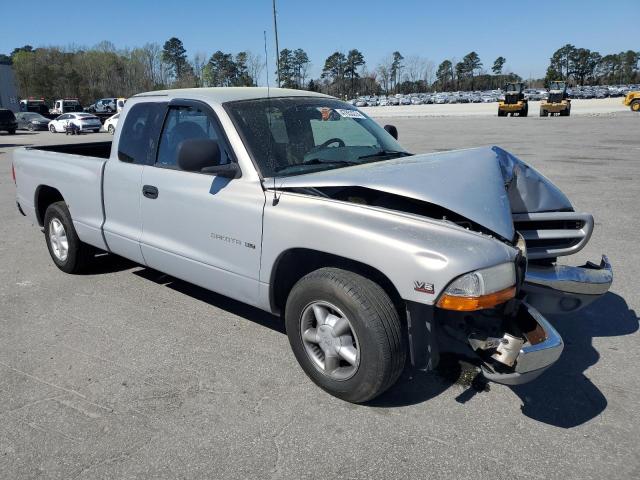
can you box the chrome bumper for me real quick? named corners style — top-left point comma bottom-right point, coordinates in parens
top-left (522, 255), bottom-right (613, 314)
top-left (480, 303), bottom-right (564, 385)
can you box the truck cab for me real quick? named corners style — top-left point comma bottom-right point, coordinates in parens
top-left (50, 98), bottom-right (83, 115)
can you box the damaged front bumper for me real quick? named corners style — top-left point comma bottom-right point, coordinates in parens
top-left (522, 255), bottom-right (613, 315)
top-left (478, 302), bottom-right (564, 385)
top-left (409, 256), bottom-right (612, 386)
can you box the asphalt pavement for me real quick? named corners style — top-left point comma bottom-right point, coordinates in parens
top-left (1, 112), bottom-right (638, 479)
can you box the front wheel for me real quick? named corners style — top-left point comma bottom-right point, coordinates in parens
top-left (49, 124), bottom-right (56, 133)
top-left (285, 267), bottom-right (406, 403)
top-left (44, 201), bottom-right (94, 273)
top-left (108, 124), bottom-right (115, 135)
top-left (631, 100), bottom-right (640, 112)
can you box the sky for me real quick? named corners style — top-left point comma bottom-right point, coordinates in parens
top-left (2, 0), bottom-right (638, 84)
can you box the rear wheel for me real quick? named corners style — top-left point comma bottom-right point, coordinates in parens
top-left (49, 124), bottom-right (56, 133)
top-left (498, 109), bottom-right (506, 117)
top-left (8, 129), bottom-right (16, 135)
top-left (108, 124), bottom-right (115, 135)
top-left (631, 100), bottom-right (640, 112)
top-left (520, 104), bottom-right (528, 117)
top-left (44, 201), bottom-right (94, 274)
top-left (27, 123), bottom-right (35, 131)
top-left (285, 267), bottom-right (406, 403)
top-left (540, 107), bottom-right (548, 117)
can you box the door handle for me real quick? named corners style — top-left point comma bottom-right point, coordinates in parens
top-left (142, 185), bottom-right (158, 199)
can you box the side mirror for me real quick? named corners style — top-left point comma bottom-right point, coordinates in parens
top-left (177, 138), bottom-right (240, 178)
top-left (384, 124), bottom-right (398, 140)
top-left (178, 138), bottom-right (221, 172)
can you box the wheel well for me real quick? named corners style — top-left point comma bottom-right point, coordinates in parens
top-left (35, 186), bottom-right (64, 226)
top-left (270, 248), bottom-right (405, 317)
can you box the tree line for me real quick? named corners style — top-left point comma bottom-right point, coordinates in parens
top-left (545, 44), bottom-right (639, 86)
top-left (1, 38), bottom-right (638, 104)
top-left (3, 38), bottom-right (265, 105)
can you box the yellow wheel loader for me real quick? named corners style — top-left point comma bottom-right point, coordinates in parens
top-left (498, 82), bottom-right (528, 117)
top-left (540, 81), bottom-right (571, 117)
top-left (624, 91), bottom-right (640, 112)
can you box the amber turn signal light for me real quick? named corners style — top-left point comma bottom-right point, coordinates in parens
top-left (436, 286), bottom-right (516, 311)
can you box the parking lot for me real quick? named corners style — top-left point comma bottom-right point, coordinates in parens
top-left (1, 111), bottom-right (639, 479)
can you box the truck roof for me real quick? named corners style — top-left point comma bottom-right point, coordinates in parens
top-left (132, 87), bottom-right (331, 105)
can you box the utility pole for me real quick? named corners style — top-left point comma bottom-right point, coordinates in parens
top-left (272, 0), bottom-right (281, 87)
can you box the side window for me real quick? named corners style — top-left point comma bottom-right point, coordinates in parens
top-left (156, 105), bottom-right (229, 169)
top-left (118, 102), bottom-right (167, 164)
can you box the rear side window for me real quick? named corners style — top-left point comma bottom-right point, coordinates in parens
top-left (118, 102), bottom-right (167, 165)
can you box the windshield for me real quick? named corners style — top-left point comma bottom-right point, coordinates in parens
top-left (225, 97), bottom-right (409, 178)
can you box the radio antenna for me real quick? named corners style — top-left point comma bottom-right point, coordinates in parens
top-left (264, 31), bottom-right (279, 206)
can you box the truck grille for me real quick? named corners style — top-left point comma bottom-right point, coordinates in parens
top-left (512, 212), bottom-right (593, 260)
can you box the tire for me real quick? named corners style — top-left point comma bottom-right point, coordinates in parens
top-left (108, 124), bottom-right (115, 135)
top-left (285, 267), bottom-right (406, 403)
top-left (520, 105), bottom-right (528, 117)
top-left (49, 124), bottom-right (56, 133)
top-left (631, 100), bottom-right (640, 112)
top-left (27, 123), bottom-right (35, 131)
top-left (44, 201), bottom-right (94, 274)
top-left (8, 129), bottom-right (16, 135)
top-left (498, 109), bottom-right (506, 117)
top-left (540, 108), bottom-right (548, 117)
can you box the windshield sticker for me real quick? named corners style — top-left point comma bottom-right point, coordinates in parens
top-left (335, 108), bottom-right (365, 119)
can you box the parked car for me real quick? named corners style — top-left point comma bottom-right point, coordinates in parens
top-left (0, 108), bottom-right (17, 134)
top-left (48, 113), bottom-right (102, 133)
top-left (103, 113), bottom-right (119, 134)
top-left (12, 88), bottom-right (612, 403)
top-left (87, 98), bottom-right (118, 113)
top-left (15, 112), bottom-right (50, 131)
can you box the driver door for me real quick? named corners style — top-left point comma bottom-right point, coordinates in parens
top-left (139, 99), bottom-right (265, 306)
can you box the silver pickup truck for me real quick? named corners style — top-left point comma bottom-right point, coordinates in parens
top-left (13, 88), bottom-right (613, 402)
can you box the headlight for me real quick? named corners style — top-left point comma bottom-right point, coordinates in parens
top-left (436, 263), bottom-right (516, 311)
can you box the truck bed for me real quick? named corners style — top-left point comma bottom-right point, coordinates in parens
top-left (13, 141), bottom-right (112, 251)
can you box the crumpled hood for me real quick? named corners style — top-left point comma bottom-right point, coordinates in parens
top-left (275, 146), bottom-right (572, 241)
